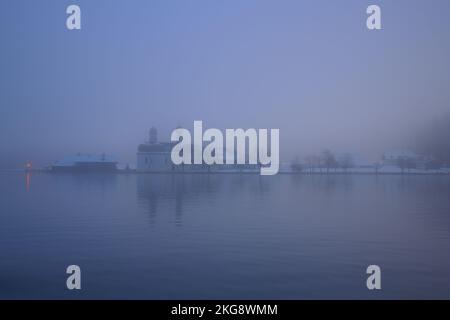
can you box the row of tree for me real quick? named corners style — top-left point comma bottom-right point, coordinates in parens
top-left (291, 150), bottom-right (355, 174)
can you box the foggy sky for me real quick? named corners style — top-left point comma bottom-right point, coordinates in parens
top-left (1, 0), bottom-right (450, 168)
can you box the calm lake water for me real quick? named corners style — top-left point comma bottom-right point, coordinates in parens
top-left (1, 172), bottom-right (450, 299)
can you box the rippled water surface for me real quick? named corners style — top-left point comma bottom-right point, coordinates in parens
top-left (1, 172), bottom-right (450, 299)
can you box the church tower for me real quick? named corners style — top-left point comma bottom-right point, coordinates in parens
top-left (149, 127), bottom-right (157, 144)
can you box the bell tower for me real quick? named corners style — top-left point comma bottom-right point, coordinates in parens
top-left (149, 127), bottom-right (157, 144)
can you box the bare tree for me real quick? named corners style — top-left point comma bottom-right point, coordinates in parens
top-left (312, 154), bottom-right (321, 173)
top-left (305, 155), bottom-right (314, 174)
top-left (339, 153), bottom-right (354, 173)
top-left (321, 149), bottom-right (337, 174)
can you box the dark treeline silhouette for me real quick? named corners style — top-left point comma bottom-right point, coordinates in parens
top-left (294, 149), bottom-right (343, 174)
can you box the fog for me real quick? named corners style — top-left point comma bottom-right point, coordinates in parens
top-left (1, 0), bottom-right (450, 169)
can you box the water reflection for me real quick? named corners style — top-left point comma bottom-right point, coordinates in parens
top-left (136, 174), bottom-right (271, 225)
top-left (4, 172), bottom-right (450, 298)
top-left (25, 172), bottom-right (31, 192)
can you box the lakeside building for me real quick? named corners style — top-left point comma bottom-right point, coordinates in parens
top-left (51, 153), bottom-right (118, 172)
top-left (136, 127), bottom-right (260, 173)
top-left (382, 150), bottom-right (434, 170)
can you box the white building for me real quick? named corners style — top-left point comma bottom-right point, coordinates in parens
top-left (137, 127), bottom-right (175, 172)
top-left (136, 127), bottom-right (260, 173)
top-left (52, 153), bottom-right (118, 172)
top-left (382, 150), bottom-right (433, 169)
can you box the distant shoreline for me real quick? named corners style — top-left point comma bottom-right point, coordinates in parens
top-left (4, 168), bottom-right (450, 176)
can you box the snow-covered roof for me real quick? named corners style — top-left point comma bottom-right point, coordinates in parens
top-left (54, 154), bottom-right (118, 166)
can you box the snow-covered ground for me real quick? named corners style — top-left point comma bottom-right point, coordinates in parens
top-left (21, 162), bottom-right (450, 175)
top-left (281, 163), bottom-right (450, 174)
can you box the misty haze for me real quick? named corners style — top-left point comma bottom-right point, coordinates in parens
top-left (1, 0), bottom-right (450, 301)
top-left (1, 0), bottom-right (450, 170)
